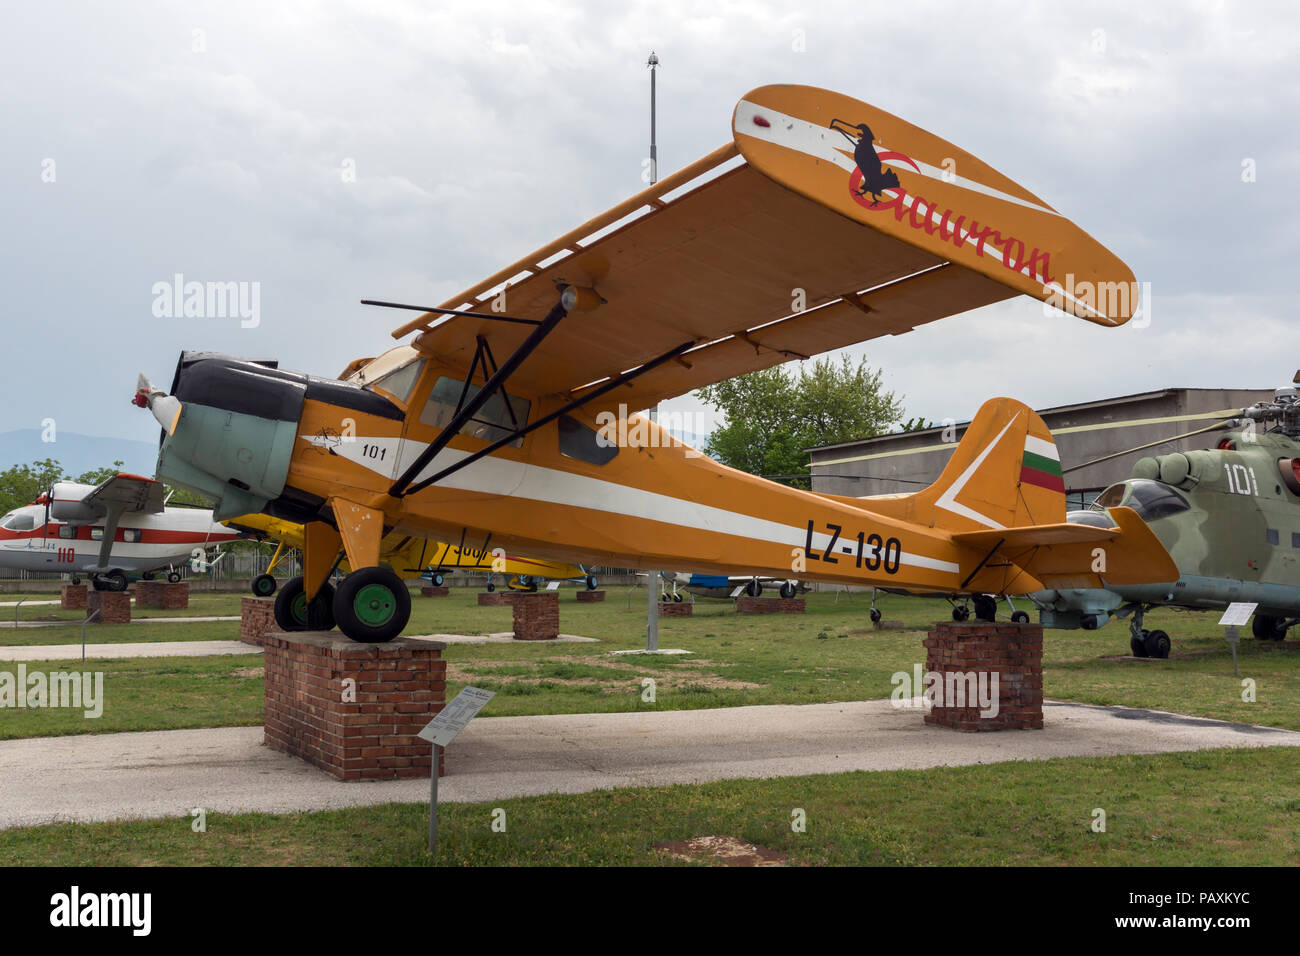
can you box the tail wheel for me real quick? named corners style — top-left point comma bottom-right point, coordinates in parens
top-left (870, 608), bottom-right (882, 624)
top-left (274, 576), bottom-right (336, 632)
top-left (486, 581), bottom-right (496, 592)
top-left (334, 567), bottom-right (411, 644)
top-left (251, 574), bottom-right (278, 598)
top-left (780, 582), bottom-right (796, 599)
top-left (1011, 610), bottom-right (1030, 624)
top-left (1130, 632), bottom-right (1149, 658)
top-left (430, 572), bottom-right (445, 587)
top-left (1144, 629), bottom-right (1171, 659)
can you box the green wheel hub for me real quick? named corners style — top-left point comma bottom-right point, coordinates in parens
top-left (353, 583), bottom-right (396, 626)
top-left (290, 593), bottom-right (308, 626)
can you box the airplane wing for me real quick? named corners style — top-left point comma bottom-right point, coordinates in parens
top-left (374, 84), bottom-right (1137, 412)
top-left (81, 473), bottom-right (166, 570)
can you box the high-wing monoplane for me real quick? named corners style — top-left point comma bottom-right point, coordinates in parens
top-left (134, 84), bottom-right (1174, 642)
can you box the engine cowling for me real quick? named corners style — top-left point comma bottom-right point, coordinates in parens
top-left (48, 482), bottom-right (98, 523)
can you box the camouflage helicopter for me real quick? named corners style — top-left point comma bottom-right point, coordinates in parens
top-left (1031, 380), bottom-right (1300, 658)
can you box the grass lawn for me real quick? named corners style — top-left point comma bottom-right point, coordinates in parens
top-left (1, 588), bottom-right (1297, 735)
top-left (2, 746), bottom-right (1297, 866)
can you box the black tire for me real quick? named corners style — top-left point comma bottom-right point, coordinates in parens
top-left (672, 592), bottom-right (683, 603)
top-left (430, 572), bottom-right (445, 587)
top-left (870, 608), bottom-right (882, 624)
top-left (104, 570), bottom-right (128, 592)
top-left (1252, 614), bottom-right (1286, 641)
top-left (973, 595), bottom-right (997, 622)
top-left (1130, 632), bottom-right (1149, 658)
top-left (1011, 610), bottom-right (1030, 624)
top-left (745, 580), bottom-right (763, 598)
top-left (1144, 629), bottom-right (1171, 659)
top-left (251, 574), bottom-right (277, 598)
top-left (274, 576), bottom-right (336, 632)
top-left (780, 581), bottom-right (796, 599)
top-left (333, 567), bottom-right (411, 644)
top-left (486, 581), bottom-right (495, 592)
top-left (70, 576), bottom-right (81, 585)
top-left (142, 571), bottom-right (156, 581)
top-left (585, 575), bottom-right (598, 591)
top-left (167, 571), bottom-right (181, 584)
top-left (952, 605), bottom-right (970, 622)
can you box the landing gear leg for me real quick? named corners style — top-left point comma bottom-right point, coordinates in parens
top-left (1128, 607), bottom-right (1149, 658)
top-left (869, 588), bottom-right (882, 624)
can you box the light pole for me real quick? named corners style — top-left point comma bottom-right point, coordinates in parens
top-left (645, 50), bottom-right (660, 652)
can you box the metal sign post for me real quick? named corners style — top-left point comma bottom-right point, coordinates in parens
top-left (418, 686), bottom-right (495, 856)
top-left (1218, 603), bottom-right (1257, 678)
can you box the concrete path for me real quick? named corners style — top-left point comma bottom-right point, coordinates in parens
top-left (0, 640), bottom-right (260, 661)
top-left (407, 632), bottom-right (598, 645)
top-left (0, 616), bottom-right (239, 629)
top-left (1, 698), bottom-right (1297, 829)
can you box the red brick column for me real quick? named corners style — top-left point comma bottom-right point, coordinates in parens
top-left (240, 596), bottom-right (282, 646)
top-left (135, 581), bottom-right (189, 609)
top-left (86, 591), bottom-right (131, 624)
top-left (735, 597), bottom-right (805, 614)
top-left (478, 592), bottom-right (513, 606)
top-left (658, 601), bottom-right (692, 617)
top-left (61, 584), bottom-right (88, 610)
top-left (922, 621), bottom-right (1043, 731)
top-left (420, 586), bottom-right (450, 597)
top-left (575, 590), bottom-right (606, 602)
top-left (262, 632), bottom-right (447, 780)
top-left (512, 592), bottom-right (559, 640)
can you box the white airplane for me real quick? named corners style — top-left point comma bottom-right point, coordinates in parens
top-left (0, 472), bottom-right (245, 591)
top-left (662, 571), bottom-right (808, 601)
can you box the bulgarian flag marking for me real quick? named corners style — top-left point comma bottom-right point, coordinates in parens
top-left (1021, 434), bottom-right (1065, 493)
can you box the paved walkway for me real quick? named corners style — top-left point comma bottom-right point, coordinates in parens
top-left (0, 616), bottom-right (239, 629)
top-left (1, 698), bottom-right (1296, 829)
top-left (0, 641), bottom-right (260, 661)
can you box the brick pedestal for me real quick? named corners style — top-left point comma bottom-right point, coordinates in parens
top-left (60, 584), bottom-right (88, 610)
top-left (478, 591), bottom-right (513, 606)
top-left (575, 589), bottom-right (606, 603)
top-left (420, 586), bottom-right (450, 597)
top-left (658, 601), bottom-right (692, 617)
top-left (240, 596), bottom-right (282, 646)
top-left (922, 621), bottom-right (1043, 731)
top-left (86, 590), bottom-right (131, 624)
top-left (512, 592), bottom-right (559, 640)
top-left (735, 597), bottom-right (806, 614)
top-left (263, 631), bottom-right (447, 781)
top-left (134, 581), bottom-right (190, 609)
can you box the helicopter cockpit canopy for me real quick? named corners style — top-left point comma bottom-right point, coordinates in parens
top-left (1092, 479), bottom-right (1191, 523)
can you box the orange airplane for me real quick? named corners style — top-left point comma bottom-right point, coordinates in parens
top-left (134, 84), bottom-right (1175, 642)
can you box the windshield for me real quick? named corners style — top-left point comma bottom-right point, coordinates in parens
top-left (368, 358), bottom-right (425, 404)
top-left (0, 510), bottom-right (36, 531)
top-left (1093, 479), bottom-right (1190, 522)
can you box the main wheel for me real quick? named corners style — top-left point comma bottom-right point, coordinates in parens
top-left (486, 581), bottom-right (496, 592)
top-left (973, 595), bottom-right (997, 622)
top-left (672, 592), bottom-right (683, 603)
top-left (780, 581), bottom-right (797, 599)
top-left (100, 570), bottom-right (128, 592)
top-left (274, 576), bottom-right (336, 632)
top-left (142, 571), bottom-right (156, 581)
top-left (251, 573), bottom-right (277, 597)
top-left (1144, 628), bottom-right (1171, 659)
top-left (1130, 632), bottom-right (1149, 658)
top-left (585, 575), bottom-right (598, 591)
top-left (429, 572), bottom-right (445, 587)
top-left (167, 571), bottom-right (181, 584)
top-left (1011, 610), bottom-right (1030, 624)
top-left (870, 607), bottom-right (883, 624)
top-left (1252, 614), bottom-right (1286, 641)
top-left (952, 605), bottom-right (970, 622)
top-left (333, 567), bottom-right (411, 643)
top-left (745, 580), bottom-right (763, 598)
top-left (70, 576), bottom-right (81, 585)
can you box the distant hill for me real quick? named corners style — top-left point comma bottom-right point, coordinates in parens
top-left (0, 429), bottom-right (157, 478)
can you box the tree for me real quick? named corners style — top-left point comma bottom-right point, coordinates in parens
top-left (0, 458), bottom-right (66, 517)
top-left (697, 355), bottom-right (904, 489)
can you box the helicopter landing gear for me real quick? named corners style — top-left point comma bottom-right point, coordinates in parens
top-left (1127, 606), bottom-right (1170, 659)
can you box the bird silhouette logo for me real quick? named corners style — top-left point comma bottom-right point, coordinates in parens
top-left (830, 118), bottom-right (911, 207)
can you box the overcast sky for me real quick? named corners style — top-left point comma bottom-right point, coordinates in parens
top-left (2, 0), bottom-right (1297, 448)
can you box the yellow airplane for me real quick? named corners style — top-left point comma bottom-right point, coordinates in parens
top-left (135, 83), bottom-right (1175, 642)
top-left (225, 512), bottom-right (594, 615)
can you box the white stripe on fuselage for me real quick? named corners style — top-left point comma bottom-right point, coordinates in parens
top-left (306, 435), bottom-right (961, 575)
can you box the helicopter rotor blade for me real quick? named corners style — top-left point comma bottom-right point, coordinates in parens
top-left (1062, 418), bottom-right (1237, 475)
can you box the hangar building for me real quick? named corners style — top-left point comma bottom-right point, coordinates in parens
top-left (808, 387), bottom-right (1275, 509)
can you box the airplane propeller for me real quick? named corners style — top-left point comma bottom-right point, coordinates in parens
top-left (133, 374), bottom-right (183, 436)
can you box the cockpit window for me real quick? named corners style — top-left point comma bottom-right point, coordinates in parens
top-left (1093, 479), bottom-right (1190, 522)
top-left (558, 415), bottom-right (619, 466)
top-left (0, 511), bottom-right (35, 531)
top-left (369, 358), bottom-right (425, 404)
top-left (1067, 509), bottom-right (1115, 529)
top-left (419, 376), bottom-right (530, 448)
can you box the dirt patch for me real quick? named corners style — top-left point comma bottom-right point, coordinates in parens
top-left (654, 835), bottom-right (789, 867)
top-left (232, 666), bottom-right (264, 679)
